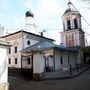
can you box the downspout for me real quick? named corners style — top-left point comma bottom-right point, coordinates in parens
top-left (21, 31), bottom-right (24, 69)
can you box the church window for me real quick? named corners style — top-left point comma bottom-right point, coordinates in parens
top-left (9, 48), bottom-right (11, 54)
top-left (67, 20), bottom-right (71, 30)
top-left (74, 19), bottom-right (78, 29)
top-left (60, 57), bottom-right (63, 64)
top-left (15, 47), bottom-right (17, 53)
top-left (15, 58), bottom-right (17, 64)
top-left (27, 40), bottom-right (31, 45)
top-left (9, 58), bottom-right (11, 64)
top-left (45, 57), bottom-right (49, 67)
top-left (27, 57), bottom-right (31, 64)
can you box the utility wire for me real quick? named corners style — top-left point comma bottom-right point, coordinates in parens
top-left (71, 1), bottom-right (90, 26)
top-left (41, 29), bottom-right (63, 30)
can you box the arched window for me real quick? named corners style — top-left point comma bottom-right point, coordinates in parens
top-left (74, 19), bottom-right (78, 29)
top-left (67, 20), bottom-right (71, 30)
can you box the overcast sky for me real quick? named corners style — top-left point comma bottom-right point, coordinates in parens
top-left (0, 0), bottom-right (90, 44)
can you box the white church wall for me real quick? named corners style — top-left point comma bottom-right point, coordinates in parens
top-left (54, 51), bottom-right (76, 71)
top-left (77, 17), bottom-right (81, 29)
top-left (69, 53), bottom-right (76, 68)
top-left (71, 19), bottom-right (73, 29)
top-left (0, 47), bottom-right (7, 83)
top-left (23, 38), bottom-right (39, 49)
top-left (33, 52), bottom-right (44, 73)
top-left (22, 33), bottom-right (46, 49)
top-left (25, 13), bottom-right (37, 34)
top-left (63, 19), bottom-right (67, 31)
top-left (54, 51), bottom-right (68, 71)
top-left (63, 53), bottom-right (69, 68)
top-left (75, 32), bottom-right (80, 46)
top-left (54, 52), bottom-right (61, 71)
top-left (72, 19), bottom-right (74, 29)
top-left (0, 45), bottom-right (9, 90)
top-left (61, 33), bottom-right (66, 47)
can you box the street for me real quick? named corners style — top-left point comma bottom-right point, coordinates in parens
top-left (9, 68), bottom-right (90, 90)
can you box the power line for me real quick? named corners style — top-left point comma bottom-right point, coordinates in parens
top-left (71, 1), bottom-right (90, 26)
top-left (41, 29), bottom-right (63, 31)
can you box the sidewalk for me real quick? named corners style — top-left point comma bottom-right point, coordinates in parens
top-left (44, 65), bottom-right (90, 80)
top-left (70, 65), bottom-right (90, 78)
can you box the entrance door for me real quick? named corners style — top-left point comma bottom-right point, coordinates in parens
top-left (21, 55), bottom-right (33, 80)
top-left (44, 56), bottom-right (54, 72)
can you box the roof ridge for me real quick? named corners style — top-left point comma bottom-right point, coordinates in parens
top-left (0, 30), bottom-right (54, 41)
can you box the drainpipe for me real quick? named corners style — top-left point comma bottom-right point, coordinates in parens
top-left (21, 31), bottom-right (24, 70)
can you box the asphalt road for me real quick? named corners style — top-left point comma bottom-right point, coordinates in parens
top-left (9, 68), bottom-right (90, 90)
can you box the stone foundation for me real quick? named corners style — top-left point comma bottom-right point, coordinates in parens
top-left (0, 83), bottom-right (9, 90)
top-left (33, 73), bottom-right (44, 81)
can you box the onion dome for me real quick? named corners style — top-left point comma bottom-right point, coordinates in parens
top-left (25, 11), bottom-right (34, 17)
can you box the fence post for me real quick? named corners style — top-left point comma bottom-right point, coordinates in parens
top-left (76, 64), bottom-right (78, 73)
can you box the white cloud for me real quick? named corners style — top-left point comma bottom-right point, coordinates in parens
top-left (34, 0), bottom-right (63, 28)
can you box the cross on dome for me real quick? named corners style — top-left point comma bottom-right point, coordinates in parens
top-left (68, 0), bottom-right (72, 8)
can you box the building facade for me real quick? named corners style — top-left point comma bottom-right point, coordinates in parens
top-left (21, 40), bottom-right (79, 80)
top-left (0, 29), bottom-right (80, 80)
top-left (1, 30), bottom-right (54, 68)
top-left (0, 1), bottom-right (85, 80)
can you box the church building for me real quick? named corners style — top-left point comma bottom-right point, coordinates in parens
top-left (0, 1), bottom-right (85, 80)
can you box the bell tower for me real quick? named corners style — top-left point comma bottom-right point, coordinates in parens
top-left (61, 1), bottom-right (85, 47)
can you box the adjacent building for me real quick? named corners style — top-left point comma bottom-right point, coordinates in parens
top-left (0, 40), bottom-right (11, 90)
